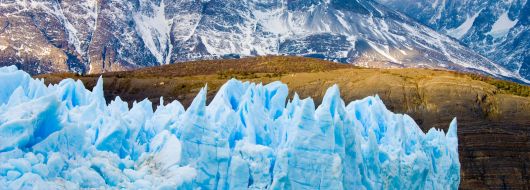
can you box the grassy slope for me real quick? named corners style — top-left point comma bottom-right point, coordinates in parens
top-left (37, 56), bottom-right (530, 189)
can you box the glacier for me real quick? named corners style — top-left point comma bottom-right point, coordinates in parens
top-left (0, 65), bottom-right (460, 189)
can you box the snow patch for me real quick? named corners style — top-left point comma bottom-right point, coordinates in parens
top-left (254, 9), bottom-right (289, 35)
top-left (367, 41), bottom-right (401, 63)
top-left (486, 12), bottom-right (518, 38)
top-left (133, 1), bottom-right (173, 65)
top-left (447, 11), bottom-right (481, 39)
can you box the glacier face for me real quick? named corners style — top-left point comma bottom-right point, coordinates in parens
top-left (0, 66), bottom-right (460, 189)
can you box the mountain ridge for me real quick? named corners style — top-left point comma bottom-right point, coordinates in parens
top-left (378, 0), bottom-right (530, 82)
top-left (0, 0), bottom-right (526, 83)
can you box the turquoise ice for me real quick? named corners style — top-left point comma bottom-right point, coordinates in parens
top-left (0, 66), bottom-right (460, 189)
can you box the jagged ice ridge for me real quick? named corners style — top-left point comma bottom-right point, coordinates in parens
top-left (0, 66), bottom-right (460, 189)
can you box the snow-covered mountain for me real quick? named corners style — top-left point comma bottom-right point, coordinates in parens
top-left (0, 0), bottom-right (524, 82)
top-left (0, 65), bottom-right (461, 189)
top-left (378, 0), bottom-right (530, 82)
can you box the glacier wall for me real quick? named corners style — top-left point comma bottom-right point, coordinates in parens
top-left (0, 66), bottom-right (460, 189)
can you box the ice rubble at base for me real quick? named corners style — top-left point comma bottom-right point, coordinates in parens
top-left (0, 65), bottom-right (460, 189)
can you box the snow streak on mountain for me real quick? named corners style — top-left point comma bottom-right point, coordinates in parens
top-left (0, 0), bottom-right (524, 82)
top-left (0, 66), bottom-right (460, 189)
top-left (378, 0), bottom-right (530, 82)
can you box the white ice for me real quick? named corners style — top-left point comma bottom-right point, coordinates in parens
top-left (0, 66), bottom-right (460, 189)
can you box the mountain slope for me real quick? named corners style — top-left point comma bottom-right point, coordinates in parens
top-left (378, 0), bottom-right (530, 82)
top-left (0, 0), bottom-right (524, 82)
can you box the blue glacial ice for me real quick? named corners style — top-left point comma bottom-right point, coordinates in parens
top-left (0, 66), bottom-right (460, 189)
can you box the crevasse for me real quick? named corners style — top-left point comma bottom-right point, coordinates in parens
top-left (0, 66), bottom-right (460, 189)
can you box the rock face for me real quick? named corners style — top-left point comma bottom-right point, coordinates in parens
top-left (378, 0), bottom-right (530, 82)
top-left (0, 0), bottom-right (524, 82)
top-left (37, 56), bottom-right (530, 189)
